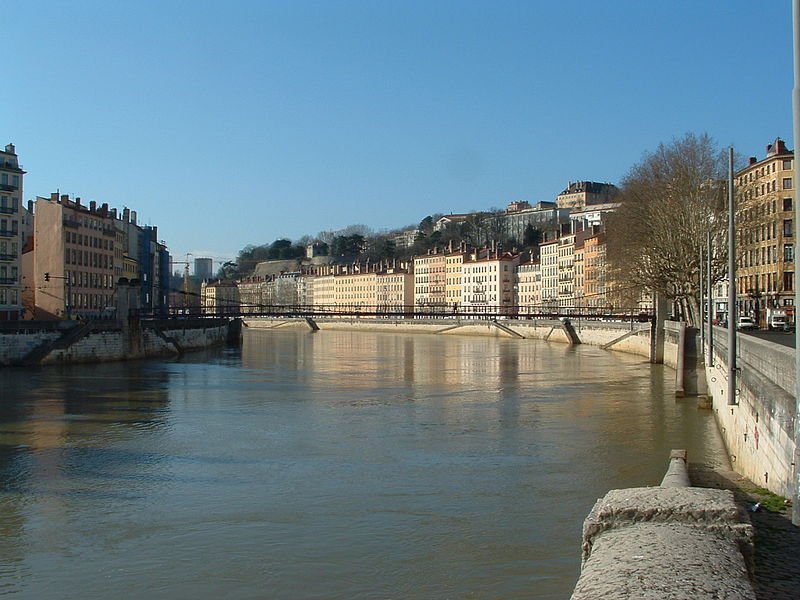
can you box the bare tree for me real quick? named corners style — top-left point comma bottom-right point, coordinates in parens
top-left (606, 133), bottom-right (729, 325)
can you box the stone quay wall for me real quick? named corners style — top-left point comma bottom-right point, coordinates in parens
top-left (705, 329), bottom-right (796, 499)
top-left (0, 319), bottom-right (229, 366)
top-left (244, 316), bottom-right (658, 361)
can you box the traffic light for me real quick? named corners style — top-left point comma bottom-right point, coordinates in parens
top-left (44, 272), bottom-right (50, 281)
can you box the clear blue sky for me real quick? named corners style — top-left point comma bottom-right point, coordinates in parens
top-left (5, 0), bottom-right (793, 269)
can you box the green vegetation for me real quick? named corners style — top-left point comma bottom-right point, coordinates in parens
top-left (751, 486), bottom-right (788, 513)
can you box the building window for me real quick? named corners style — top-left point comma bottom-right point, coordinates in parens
top-left (784, 159), bottom-right (793, 170)
top-left (784, 197), bottom-right (793, 212)
top-left (783, 177), bottom-right (793, 190)
top-left (784, 220), bottom-right (793, 237)
top-left (784, 271), bottom-right (794, 291)
top-left (785, 245), bottom-right (794, 263)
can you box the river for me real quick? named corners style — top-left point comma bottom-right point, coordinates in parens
top-left (0, 329), bottom-right (728, 599)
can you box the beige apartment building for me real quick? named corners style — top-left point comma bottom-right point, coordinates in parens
top-left (335, 269), bottom-right (377, 312)
top-left (460, 249), bottom-right (519, 316)
top-left (557, 231), bottom-right (576, 310)
top-left (516, 252), bottom-right (541, 316)
top-left (540, 239), bottom-right (559, 310)
top-left (33, 194), bottom-right (117, 319)
top-left (583, 232), bottom-right (607, 309)
top-left (311, 272), bottom-right (336, 312)
top-left (735, 138), bottom-right (796, 325)
top-left (376, 267), bottom-right (414, 314)
top-left (0, 143), bottom-right (24, 320)
top-left (414, 251), bottom-right (447, 313)
top-left (201, 280), bottom-right (240, 315)
top-left (445, 251), bottom-right (465, 311)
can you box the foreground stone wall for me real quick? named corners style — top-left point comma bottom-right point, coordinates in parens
top-left (571, 452), bottom-right (756, 600)
top-left (705, 330), bottom-right (795, 498)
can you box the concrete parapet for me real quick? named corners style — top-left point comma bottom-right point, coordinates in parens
top-left (572, 451), bottom-right (756, 600)
top-left (660, 449), bottom-right (691, 488)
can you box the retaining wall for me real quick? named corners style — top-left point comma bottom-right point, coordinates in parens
top-left (705, 329), bottom-right (795, 498)
top-left (0, 319), bottom-right (229, 366)
top-left (244, 317), bottom-right (655, 360)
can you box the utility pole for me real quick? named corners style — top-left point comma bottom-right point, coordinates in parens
top-left (727, 147), bottom-right (736, 407)
top-left (791, 0), bottom-right (800, 526)
top-left (707, 232), bottom-right (713, 367)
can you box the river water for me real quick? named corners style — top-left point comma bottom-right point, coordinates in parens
top-left (0, 329), bottom-right (728, 599)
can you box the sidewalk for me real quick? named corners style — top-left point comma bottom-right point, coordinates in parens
top-left (690, 464), bottom-right (800, 600)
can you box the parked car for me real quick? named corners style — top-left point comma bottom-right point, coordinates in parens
top-left (736, 316), bottom-right (757, 331)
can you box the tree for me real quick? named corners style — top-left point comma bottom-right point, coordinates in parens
top-left (217, 260), bottom-right (239, 280)
top-left (606, 133), bottom-right (728, 325)
top-left (523, 223), bottom-right (542, 248)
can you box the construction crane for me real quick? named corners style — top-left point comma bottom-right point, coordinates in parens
top-left (169, 253), bottom-right (193, 312)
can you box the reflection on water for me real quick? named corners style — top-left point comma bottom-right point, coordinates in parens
top-left (0, 330), bottom-right (727, 599)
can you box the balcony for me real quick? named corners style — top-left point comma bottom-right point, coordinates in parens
top-left (0, 229), bottom-right (17, 238)
top-left (0, 253), bottom-right (15, 261)
top-left (0, 206), bottom-right (16, 215)
top-left (0, 161), bottom-right (23, 172)
top-left (63, 218), bottom-right (80, 228)
top-left (0, 183), bottom-right (18, 192)
top-left (0, 277), bottom-right (17, 285)
top-left (102, 226), bottom-right (116, 237)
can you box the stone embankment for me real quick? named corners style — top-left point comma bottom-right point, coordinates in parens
top-left (0, 318), bottom-right (232, 366)
top-left (703, 326), bottom-right (795, 500)
top-left (571, 451), bottom-right (756, 600)
top-left (244, 316), bottom-right (660, 361)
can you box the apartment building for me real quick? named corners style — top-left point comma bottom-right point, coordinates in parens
top-left (414, 251), bottom-right (447, 313)
top-left (33, 194), bottom-right (117, 319)
top-left (335, 268), bottom-right (377, 312)
top-left (238, 275), bottom-right (274, 314)
top-left (557, 231), bottom-right (576, 310)
top-left (460, 249), bottom-right (519, 316)
top-left (0, 143), bottom-right (24, 320)
top-left (376, 267), bottom-right (414, 314)
top-left (516, 251), bottom-right (541, 316)
top-left (445, 251), bottom-right (465, 311)
top-left (583, 231), bottom-right (607, 309)
top-left (540, 239), bottom-right (559, 310)
top-left (735, 138), bottom-right (796, 325)
top-left (201, 280), bottom-right (240, 315)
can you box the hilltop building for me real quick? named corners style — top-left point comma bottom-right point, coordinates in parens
top-left (556, 181), bottom-right (618, 211)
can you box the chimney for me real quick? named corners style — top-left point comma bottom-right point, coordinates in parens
top-left (27, 199), bottom-right (33, 213)
top-left (123, 207), bottom-right (130, 222)
top-left (749, 156), bottom-right (757, 165)
top-left (5, 143), bottom-right (15, 154)
top-left (90, 200), bottom-right (97, 212)
top-left (51, 192), bottom-right (59, 202)
top-left (111, 207), bottom-right (117, 219)
top-left (131, 211), bottom-right (137, 225)
top-left (63, 194), bottom-right (71, 205)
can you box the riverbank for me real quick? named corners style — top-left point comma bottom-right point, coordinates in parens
top-left (689, 463), bottom-right (799, 600)
top-left (0, 318), bottom-right (233, 366)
